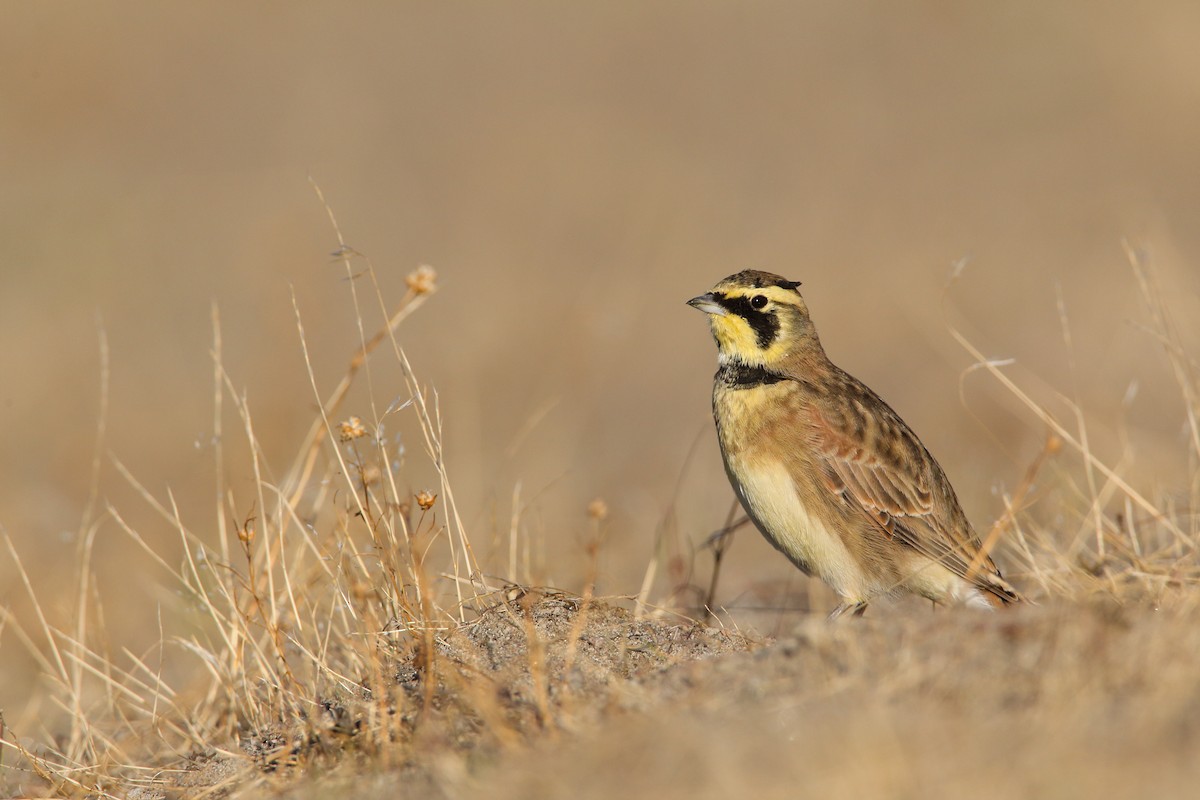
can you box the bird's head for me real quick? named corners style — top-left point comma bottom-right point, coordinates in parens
top-left (686, 270), bottom-right (821, 367)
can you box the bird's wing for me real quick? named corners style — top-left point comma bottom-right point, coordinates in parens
top-left (807, 401), bottom-right (1009, 595)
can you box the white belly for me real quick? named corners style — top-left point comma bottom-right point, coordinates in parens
top-left (729, 455), bottom-right (871, 601)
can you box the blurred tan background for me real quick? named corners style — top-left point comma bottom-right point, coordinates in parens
top-left (3, 2), bottom-right (1200, 705)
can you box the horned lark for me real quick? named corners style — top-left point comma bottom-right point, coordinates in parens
top-left (687, 270), bottom-right (1019, 617)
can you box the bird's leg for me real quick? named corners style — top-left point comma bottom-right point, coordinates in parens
top-left (702, 506), bottom-right (751, 623)
top-left (827, 601), bottom-right (868, 620)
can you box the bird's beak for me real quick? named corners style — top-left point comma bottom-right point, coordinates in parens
top-left (686, 293), bottom-right (726, 316)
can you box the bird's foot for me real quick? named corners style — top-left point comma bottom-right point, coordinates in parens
top-left (828, 601), bottom-right (868, 620)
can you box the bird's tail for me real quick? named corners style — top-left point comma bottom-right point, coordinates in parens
top-left (977, 572), bottom-right (1023, 607)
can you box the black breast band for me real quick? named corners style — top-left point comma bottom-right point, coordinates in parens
top-left (718, 363), bottom-right (788, 388)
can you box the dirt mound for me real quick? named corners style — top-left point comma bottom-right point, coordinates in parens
top-left (135, 593), bottom-right (750, 798)
top-left (136, 594), bottom-right (1200, 800)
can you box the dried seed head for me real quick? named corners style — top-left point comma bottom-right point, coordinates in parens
top-left (237, 523), bottom-right (255, 544)
top-left (339, 416), bottom-right (367, 442)
top-left (415, 490), bottom-right (437, 511)
top-left (405, 265), bottom-right (438, 295)
top-left (587, 498), bottom-right (609, 522)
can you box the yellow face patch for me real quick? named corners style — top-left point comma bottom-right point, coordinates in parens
top-left (701, 284), bottom-right (805, 365)
top-left (707, 312), bottom-right (767, 362)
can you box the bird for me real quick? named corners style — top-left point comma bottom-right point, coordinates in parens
top-left (687, 269), bottom-right (1020, 618)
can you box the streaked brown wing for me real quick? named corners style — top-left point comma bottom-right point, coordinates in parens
top-left (807, 403), bottom-right (994, 584)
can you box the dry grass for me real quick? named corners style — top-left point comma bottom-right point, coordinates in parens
top-left (1, 223), bottom-right (1198, 799)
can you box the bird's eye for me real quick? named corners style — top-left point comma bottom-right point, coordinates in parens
top-left (750, 295), bottom-right (768, 310)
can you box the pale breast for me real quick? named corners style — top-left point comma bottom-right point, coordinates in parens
top-left (714, 379), bottom-right (876, 602)
top-left (724, 453), bottom-right (871, 602)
